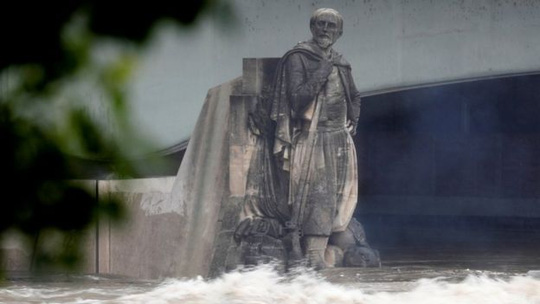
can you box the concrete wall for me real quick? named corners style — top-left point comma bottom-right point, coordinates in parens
top-left (1, 176), bottom-right (225, 279)
top-left (96, 177), bottom-right (179, 279)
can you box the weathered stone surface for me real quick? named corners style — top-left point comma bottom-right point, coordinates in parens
top-left (0, 232), bottom-right (31, 272)
top-left (225, 9), bottom-right (379, 271)
top-left (242, 58), bottom-right (280, 95)
top-left (324, 245), bottom-right (344, 267)
top-left (168, 77), bottom-right (242, 278)
top-left (93, 72), bottom-right (242, 279)
top-left (97, 177), bottom-right (178, 279)
top-left (343, 246), bottom-right (381, 268)
top-left (229, 95), bottom-right (259, 197)
top-left (208, 197), bottom-right (243, 277)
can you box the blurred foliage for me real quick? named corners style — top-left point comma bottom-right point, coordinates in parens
top-left (0, 1), bottom-right (234, 274)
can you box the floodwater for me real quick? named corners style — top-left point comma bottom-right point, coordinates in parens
top-left (2, 250), bottom-right (540, 304)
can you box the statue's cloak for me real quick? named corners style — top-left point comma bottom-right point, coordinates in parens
top-left (267, 40), bottom-right (361, 234)
top-left (269, 40), bottom-right (361, 169)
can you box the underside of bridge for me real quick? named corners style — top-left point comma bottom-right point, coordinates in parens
top-left (355, 73), bottom-right (540, 257)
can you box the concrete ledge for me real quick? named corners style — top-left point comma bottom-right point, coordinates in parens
top-left (358, 195), bottom-right (540, 218)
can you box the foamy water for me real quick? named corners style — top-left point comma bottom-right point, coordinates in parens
top-left (2, 265), bottom-right (540, 304)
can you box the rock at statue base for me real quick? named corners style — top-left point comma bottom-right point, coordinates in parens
top-left (230, 218), bottom-right (288, 272)
top-left (343, 246), bottom-right (381, 268)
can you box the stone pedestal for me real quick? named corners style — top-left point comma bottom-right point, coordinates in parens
top-left (209, 58), bottom-right (280, 276)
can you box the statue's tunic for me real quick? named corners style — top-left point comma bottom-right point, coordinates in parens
top-left (289, 66), bottom-right (358, 236)
top-left (270, 40), bottom-right (362, 236)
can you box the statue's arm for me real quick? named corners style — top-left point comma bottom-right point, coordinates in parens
top-left (349, 70), bottom-right (362, 123)
top-left (285, 53), bottom-right (332, 117)
top-left (346, 68), bottom-right (362, 135)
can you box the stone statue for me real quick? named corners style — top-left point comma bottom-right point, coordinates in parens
top-left (233, 8), bottom-right (379, 270)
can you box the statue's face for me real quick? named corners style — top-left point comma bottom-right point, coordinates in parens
top-left (310, 13), bottom-right (342, 49)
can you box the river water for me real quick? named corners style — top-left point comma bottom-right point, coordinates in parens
top-left (2, 250), bottom-right (540, 304)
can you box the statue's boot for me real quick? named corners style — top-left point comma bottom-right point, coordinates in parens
top-left (304, 236), bottom-right (329, 270)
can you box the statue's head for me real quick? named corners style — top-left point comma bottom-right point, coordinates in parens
top-left (310, 8), bottom-right (343, 50)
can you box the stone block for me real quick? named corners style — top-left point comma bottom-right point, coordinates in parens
top-left (242, 58), bottom-right (280, 95)
top-left (229, 95), bottom-right (258, 197)
top-left (97, 177), bottom-right (183, 279)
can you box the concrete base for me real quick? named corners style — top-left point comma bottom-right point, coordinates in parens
top-left (97, 177), bottom-right (180, 279)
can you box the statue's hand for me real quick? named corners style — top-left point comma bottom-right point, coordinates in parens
top-left (347, 120), bottom-right (357, 136)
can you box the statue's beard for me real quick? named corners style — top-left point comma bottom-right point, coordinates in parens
top-left (315, 36), bottom-right (333, 49)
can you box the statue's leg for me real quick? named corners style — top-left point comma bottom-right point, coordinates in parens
top-left (303, 235), bottom-right (329, 270)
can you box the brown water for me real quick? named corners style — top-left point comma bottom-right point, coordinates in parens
top-left (2, 251), bottom-right (540, 303)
